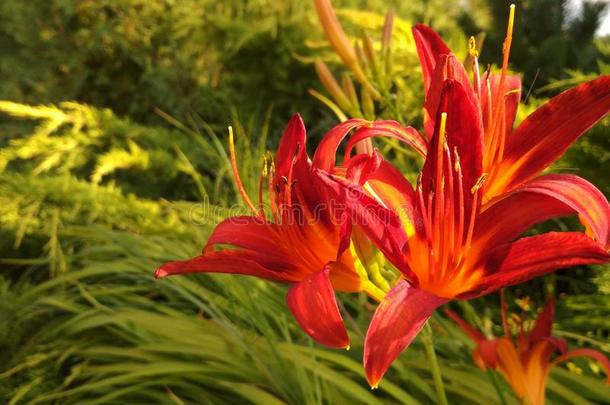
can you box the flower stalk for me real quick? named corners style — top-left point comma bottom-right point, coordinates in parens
top-left (422, 323), bottom-right (448, 405)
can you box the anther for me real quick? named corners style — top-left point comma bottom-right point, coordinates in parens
top-left (262, 155), bottom-right (269, 178)
top-left (471, 173), bottom-right (488, 194)
top-left (453, 147), bottom-right (462, 173)
top-left (468, 36), bottom-right (479, 58)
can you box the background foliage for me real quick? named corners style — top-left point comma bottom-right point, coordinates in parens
top-left (0, 0), bottom-right (608, 403)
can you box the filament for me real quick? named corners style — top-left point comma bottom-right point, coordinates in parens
top-left (258, 155), bottom-right (268, 220)
top-left (229, 126), bottom-right (260, 216)
top-left (488, 5), bottom-right (516, 167)
top-left (268, 160), bottom-right (278, 222)
top-left (469, 36), bottom-right (481, 99)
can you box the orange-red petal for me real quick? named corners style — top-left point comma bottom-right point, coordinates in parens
top-left (312, 119), bottom-right (369, 172)
top-left (275, 114), bottom-right (307, 181)
top-left (471, 232), bottom-right (610, 298)
top-left (316, 169), bottom-right (414, 280)
top-left (205, 216), bottom-right (280, 253)
top-left (286, 267), bottom-right (350, 349)
top-left (475, 192), bottom-right (573, 249)
top-left (412, 24), bottom-right (452, 92)
top-left (487, 75), bottom-right (610, 197)
top-left (528, 298), bottom-right (555, 346)
top-left (154, 250), bottom-right (291, 282)
top-left (518, 174), bottom-right (610, 248)
top-left (364, 281), bottom-right (447, 387)
top-left (421, 80), bottom-right (483, 213)
top-left (477, 174), bottom-right (610, 250)
top-left (424, 54), bottom-right (477, 137)
top-left (344, 121), bottom-right (428, 158)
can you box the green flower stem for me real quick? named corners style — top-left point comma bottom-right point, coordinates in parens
top-left (422, 323), bottom-right (448, 405)
top-left (487, 370), bottom-right (508, 405)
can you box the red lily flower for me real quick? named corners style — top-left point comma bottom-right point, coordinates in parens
top-left (154, 114), bottom-right (423, 349)
top-left (319, 15), bottom-right (610, 385)
top-left (412, 10), bottom-right (610, 205)
top-left (446, 296), bottom-right (610, 405)
top-left (320, 78), bottom-right (610, 386)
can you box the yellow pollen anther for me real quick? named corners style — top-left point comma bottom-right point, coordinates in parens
top-left (468, 36), bottom-right (479, 58)
top-left (438, 112), bottom-right (448, 145)
top-left (262, 155), bottom-right (268, 177)
top-left (471, 173), bottom-right (488, 194)
top-left (453, 147), bottom-right (462, 173)
top-left (503, 5), bottom-right (516, 72)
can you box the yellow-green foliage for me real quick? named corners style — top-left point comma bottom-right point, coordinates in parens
top-left (0, 1), bottom-right (608, 403)
top-left (0, 100), bottom-right (234, 201)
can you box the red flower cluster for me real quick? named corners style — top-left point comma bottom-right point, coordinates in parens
top-left (155, 13), bottom-right (610, 388)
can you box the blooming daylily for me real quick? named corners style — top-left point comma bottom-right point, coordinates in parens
top-left (321, 78), bottom-right (610, 386)
top-left (319, 14), bottom-right (610, 385)
top-left (446, 296), bottom-right (610, 405)
top-left (155, 114), bottom-right (424, 349)
top-left (411, 10), bottom-right (610, 204)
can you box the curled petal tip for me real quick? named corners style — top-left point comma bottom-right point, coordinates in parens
top-left (154, 268), bottom-right (169, 279)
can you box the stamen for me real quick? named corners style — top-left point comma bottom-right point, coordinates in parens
top-left (417, 184), bottom-right (433, 243)
top-left (463, 190), bottom-right (479, 253)
top-left (468, 36), bottom-right (479, 58)
top-left (229, 126), bottom-right (260, 216)
top-left (464, 173), bottom-right (487, 251)
top-left (454, 148), bottom-right (465, 251)
top-left (445, 145), bottom-right (455, 269)
top-left (496, 104), bottom-right (507, 164)
top-left (434, 114), bottom-right (447, 199)
top-left (284, 148), bottom-right (300, 211)
top-left (470, 173), bottom-right (488, 195)
top-left (257, 154), bottom-right (268, 220)
top-left (268, 159), bottom-right (278, 222)
top-left (468, 36), bottom-right (481, 99)
top-left (427, 190), bottom-right (435, 243)
top-left (464, 173), bottom-right (487, 254)
top-left (433, 113), bottom-right (447, 273)
top-left (488, 5), bottom-right (516, 164)
top-left (483, 78), bottom-right (493, 156)
top-left (453, 147), bottom-right (461, 172)
top-left (437, 144), bottom-right (454, 281)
